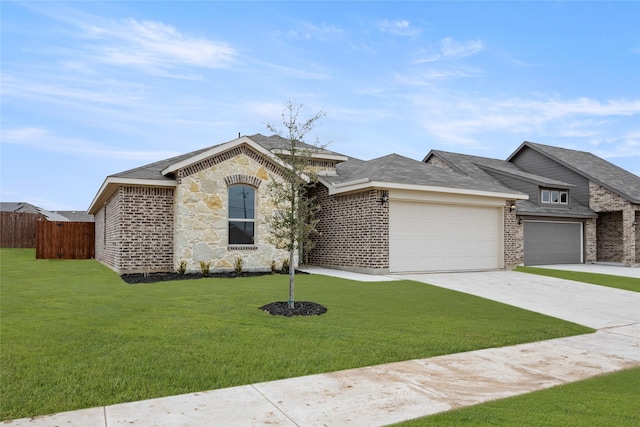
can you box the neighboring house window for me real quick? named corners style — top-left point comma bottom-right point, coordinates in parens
top-left (228, 184), bottom-right (255, 245)
top-left (541, 189), bottom-right (568, 205)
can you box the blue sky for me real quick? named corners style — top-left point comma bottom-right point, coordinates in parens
top-left (2, 1), bottom-right (639, 210)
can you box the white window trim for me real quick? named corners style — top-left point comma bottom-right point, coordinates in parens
top-left (228, 184), bottom-right (257, 246)
top-left (541, 189), bottom-right (568, 205)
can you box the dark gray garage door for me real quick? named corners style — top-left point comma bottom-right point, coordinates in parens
top-left (524, 221), bottom-right (583, 265)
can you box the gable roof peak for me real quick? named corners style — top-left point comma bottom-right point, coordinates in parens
top-left (509, 141), bottom-right (640, 203)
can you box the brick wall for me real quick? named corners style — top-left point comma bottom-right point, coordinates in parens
top-left (585, 217), bottom-right (597, 262)
top-left (119, 186), bottom-right (174, 273)
top-left (308, 185), bottom-right (389, 272)
top-left (596, 211), bottom-right (623, 262)
top-left (636, 211), bottom-right (640, 263)
top-left (504, 200), bottom-right (522, 268)
top-left (589, 181), bottom-right (639, 265)
top-left (94, 189), bottom-right (122, 271)
top-left (96, 186), bottom-right (174, 274)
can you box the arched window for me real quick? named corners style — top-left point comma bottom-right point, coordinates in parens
top-left (228, 184), bottom-right (255, 245)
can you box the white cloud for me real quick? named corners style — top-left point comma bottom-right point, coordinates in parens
top-left (440, 37), bottom-right (483, 59)
top-left (80, 18), bottom-right (237, 74)
top-left (2, 127), bottom-right (179, 161)
top-left (415, 37), bottom-right (483, 63)
top-left (589, 131), bottom-right (640, 160)
top-left (284, 22), bottom-right (343, 42)
top-left (404, 92), bottom-right (640, 148)
top-left (378, 19), bottom-right (421, 38)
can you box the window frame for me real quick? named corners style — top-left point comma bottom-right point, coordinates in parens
top-left (227, 184), bottom-right (256, 246)
top-left (540, 189), bottom-right (569, 205)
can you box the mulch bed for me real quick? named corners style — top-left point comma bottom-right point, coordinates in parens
top-left (121, 270), bottom-right (325, 317)
top-left (260, 301), bottom-right (328, 317)
top-left (121, 270), bottom-right (306, 284)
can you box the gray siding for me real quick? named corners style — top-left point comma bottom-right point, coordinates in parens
top-left (510, 147), bottom-right (590, 206)
top-left (485, 171), bottom-right (540, 204)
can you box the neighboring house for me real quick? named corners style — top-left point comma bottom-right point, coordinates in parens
top-left (88, 134), bottom-right (527, 275)
top-left (1, 202), bottom-right (72, 222)
top-left (52, 211), bottom-right (95, 222)
top-left (425, 142), bottom-right (640, 266)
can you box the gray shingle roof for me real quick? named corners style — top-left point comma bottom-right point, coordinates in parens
top-left (515, 199), bottom-right (597, 218)
top-left (513, 142), bottom-right (640, 203)
top-left (322, 153), bottom-right (525, 194)
top-left (0, 202), bottom-right (71, 221)
top-left (248, 133), bottom-right (348, 159)
top-left (109, 134), bottom-right (350, 181)
top-left (52, 211), bottom-right (95, 222)
top-left (112, 146), bottom-right (215, 180)
top-left (427, 150), bottom-right (574, 188)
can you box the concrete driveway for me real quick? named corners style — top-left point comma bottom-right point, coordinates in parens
top-left (397, 270), bottom-right (640, 329)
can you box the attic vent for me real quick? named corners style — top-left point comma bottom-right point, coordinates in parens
top-left (224, 173), bottom-right (263, 188)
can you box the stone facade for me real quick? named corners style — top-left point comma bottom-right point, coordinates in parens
top-left (589, 181), bottom-right (639, 265)
top-left (95, 186), bottom-right (174, 274)
top-left (174, 147), bottom-right (290, 273)
top-left (308, 186), bottom-right (389, 273)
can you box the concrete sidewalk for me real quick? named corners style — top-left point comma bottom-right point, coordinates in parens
top-left (3, 267), bottom-right (639, 426)
top-left (533, 263), bottom-right (640, 278)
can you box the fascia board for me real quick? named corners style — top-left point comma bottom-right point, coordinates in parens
top-left (518, 211), bottom-right (599, 219)
top-left (161, 137), bottom-right (291, 176)
top-left (87, 177), bottom-right (176, 214)
top-left (323, 179), bottom-right (529, 200)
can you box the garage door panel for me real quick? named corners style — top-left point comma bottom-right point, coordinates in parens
top-left (524, 221), bottom-right (582, 265)
top-left (389, 202), bottom-right (501, 273)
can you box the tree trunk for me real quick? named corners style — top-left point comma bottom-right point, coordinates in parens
top-left (288, 249), bottom-right (295, 309)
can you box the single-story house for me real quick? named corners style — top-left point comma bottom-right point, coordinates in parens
top-left (88, 134), bottom-right (528, 274)
top-left (425, 141), bottom-right (640, 266)
top-left (88, 135), bottom-right (639, 275)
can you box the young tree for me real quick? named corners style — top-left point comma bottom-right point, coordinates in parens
top-left (266, 100), bottom-right (326, 309)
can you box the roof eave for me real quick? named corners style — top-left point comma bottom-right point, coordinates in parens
top-left (87, 177), bottom-right (177, 214)
top-left (161, 136), bottom-right (294, 176)
top-left (271, 148), bottom-right (349, 162)
top-left (319, 178), bottom-right (529, 200)
top-left (517, 210), bottom-right (598, 219)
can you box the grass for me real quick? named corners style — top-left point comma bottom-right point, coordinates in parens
top-left (396, 367), bottom-right (640, 426)
top-left (1, 249), bottom-right (592, 421)
top-left (516, 266), bottom-right (640, 293)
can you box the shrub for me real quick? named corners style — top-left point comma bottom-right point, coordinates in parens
top-left (281, 258), bottom-right (290, 274)
top-left (270, 260), bottom-right (277, 274)
top-left (199, 261), bottom-right (211, 278)
top-left (234, 257), bottom-right (243, 275)
top-left (177, 260), bottom-right (187, 275)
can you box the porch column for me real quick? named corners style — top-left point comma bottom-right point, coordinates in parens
top-left (584, 218), bottom-right (597, 263)
top-left (622, 207), bottom-right (637, 265)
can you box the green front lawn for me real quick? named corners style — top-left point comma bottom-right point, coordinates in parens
top-left (516, 266), bottom-right (640, 292)
top-left (1, 249), bottom-right (592, 421)
top-left (397, 367), bottom-right (640, 426)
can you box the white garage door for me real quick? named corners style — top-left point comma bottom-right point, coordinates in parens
top-left (389, 201), bottom-right (501, 273)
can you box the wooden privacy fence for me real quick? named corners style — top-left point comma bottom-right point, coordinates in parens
top-left (1, 211), bottom-right (45, 248)
top-left (36, 221), bottom-right (95, 259)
